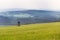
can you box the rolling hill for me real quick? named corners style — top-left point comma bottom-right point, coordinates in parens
top-left (0, 10), bottom-right (60, 25)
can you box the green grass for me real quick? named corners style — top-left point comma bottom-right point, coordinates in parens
top-left (0, 22), bottom-right (60, 40)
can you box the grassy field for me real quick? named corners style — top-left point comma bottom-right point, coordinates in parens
top-left (0, 22), bottom-right (60, 40)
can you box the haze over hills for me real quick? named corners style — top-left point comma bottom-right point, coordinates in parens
top-left (0, 9), bottom-right (60, 25)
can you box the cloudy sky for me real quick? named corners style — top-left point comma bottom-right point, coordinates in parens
top-left (0, 0), bottom-right (60, 11)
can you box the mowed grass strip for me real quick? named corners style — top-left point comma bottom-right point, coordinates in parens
top-left (0, 22), bottom-right (60, 40)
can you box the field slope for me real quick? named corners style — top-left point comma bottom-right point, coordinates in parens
top-left (0, 22), bottom-right (60, 40)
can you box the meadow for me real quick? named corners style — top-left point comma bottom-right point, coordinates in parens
top-left (0, 22), bottom-right (60, 40)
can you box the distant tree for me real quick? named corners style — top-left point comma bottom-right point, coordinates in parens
top-left (17, 21), bottom-right (20, 26)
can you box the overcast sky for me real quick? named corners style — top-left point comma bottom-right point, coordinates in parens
top-left (0, 0), bottom-right (60, 11)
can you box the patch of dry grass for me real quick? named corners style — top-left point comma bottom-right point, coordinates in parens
top-left (0, 22), bottom-right (60, 40)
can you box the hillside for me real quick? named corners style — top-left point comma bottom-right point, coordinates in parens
top-left (0, 22), bottom-right (60, 40)
top-left (0, 10), bottom-right (60, 25)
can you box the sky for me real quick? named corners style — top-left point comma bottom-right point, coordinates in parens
top-left (0, 0), bottom-right (60, 11)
